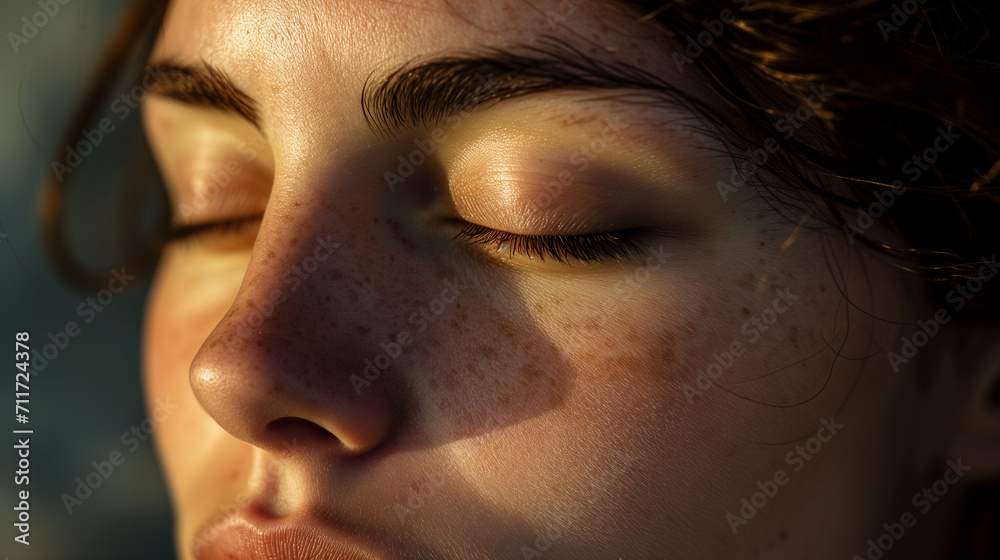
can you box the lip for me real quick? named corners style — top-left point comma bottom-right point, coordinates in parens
top-left (192, 507), bottom-right (393, 560)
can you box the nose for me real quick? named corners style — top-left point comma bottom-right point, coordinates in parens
top-left (188, 226), bottom-right (395, 456)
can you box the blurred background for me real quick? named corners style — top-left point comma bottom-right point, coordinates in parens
top-left (1, 1), bottom-right (175, 558)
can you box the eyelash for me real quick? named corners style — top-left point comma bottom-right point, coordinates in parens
top-left (164, 215), bottom-right (645, 264)
top-left (455, 222), bottom-right (644, 264)
top-left (164, 215), bottom-right (263, 246)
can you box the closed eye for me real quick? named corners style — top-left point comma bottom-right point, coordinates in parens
top-left (164, 215), bottom-right (263, 248)
top-left (455, 222), bottom-right (646, 264)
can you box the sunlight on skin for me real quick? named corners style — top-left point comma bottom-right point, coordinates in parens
top-left (140, 1), bottom-right (947, 559)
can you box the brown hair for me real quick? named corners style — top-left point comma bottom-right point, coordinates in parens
top-left (42, 0), bottom-right (999, 555)
top-left (624, 0), bottom-right (1000, 319)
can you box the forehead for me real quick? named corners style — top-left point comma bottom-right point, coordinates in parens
top-left (150, 0), bottom-right (681, 111)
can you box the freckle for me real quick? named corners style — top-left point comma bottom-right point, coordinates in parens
top-left (356, 325), bottom-right (370, 336)
top-left (479, 346), bottom-right (499, 359)
top-left (267, 250), bottom-right (276, 259)
top-left (497, 391), bottom-right (513, 410)
top-left (788, 326), bottom-right (800, 349)
top-left (519, 363), bottom-right (543, 379)
top-left (293, 201), bottom-right (301, 207)
top-left (657, 330), bottom-right (677, 364)
top-left (290, 237), bottom-right (299, 245)
top-left (742, 307), bottom-right (750, 316)
top-left (611, 354), bottom-right (644, 373)
top-left (466, 364), bottom-right (486, 383)
top-left (272, 383), bottom-right (284, 393)
top-left (659, 345), bottom-right (676, 364)
top-left (496, 322), bottom-right (516, 338)
top-left (247, 299), bottom-right (257, 308)
top-left (779, 528), bottom-right (788, 541)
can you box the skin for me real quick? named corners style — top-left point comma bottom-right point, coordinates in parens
top-left (140, 1), bottom-right (993, 558)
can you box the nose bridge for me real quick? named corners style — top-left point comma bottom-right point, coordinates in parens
top-left (188, 196), bottom-right (396, 455)
top-left (227, 227), bottom-right (344, 349)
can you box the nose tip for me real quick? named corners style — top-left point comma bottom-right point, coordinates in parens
top-left (188, 321), bottom-right (395, 456)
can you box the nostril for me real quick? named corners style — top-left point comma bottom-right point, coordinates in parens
top-left (265, 417), bottom-right (337, 450)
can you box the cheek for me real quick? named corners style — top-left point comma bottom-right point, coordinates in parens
top-left (457, 233), bottom-right (909, 552)
top-left (142, 250), bottom-right (250, 507)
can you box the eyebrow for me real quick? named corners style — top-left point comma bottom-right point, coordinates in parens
top-left (145, 62), bottom-right (262, 130)
top-left (362, 38), bottom-right (688, 138)
top-left (146, 39), bottom-right (698, 139)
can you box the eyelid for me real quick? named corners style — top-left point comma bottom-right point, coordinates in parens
top-left (454, 221), bottom-right (647, 264)
top-left (165, 214), bottom-right (264, 247)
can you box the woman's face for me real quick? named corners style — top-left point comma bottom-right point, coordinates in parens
top-left (141, 1), bottom-right (926, 558)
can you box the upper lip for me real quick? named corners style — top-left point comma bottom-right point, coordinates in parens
top-left (192, 506), bottom-right (394, 560)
